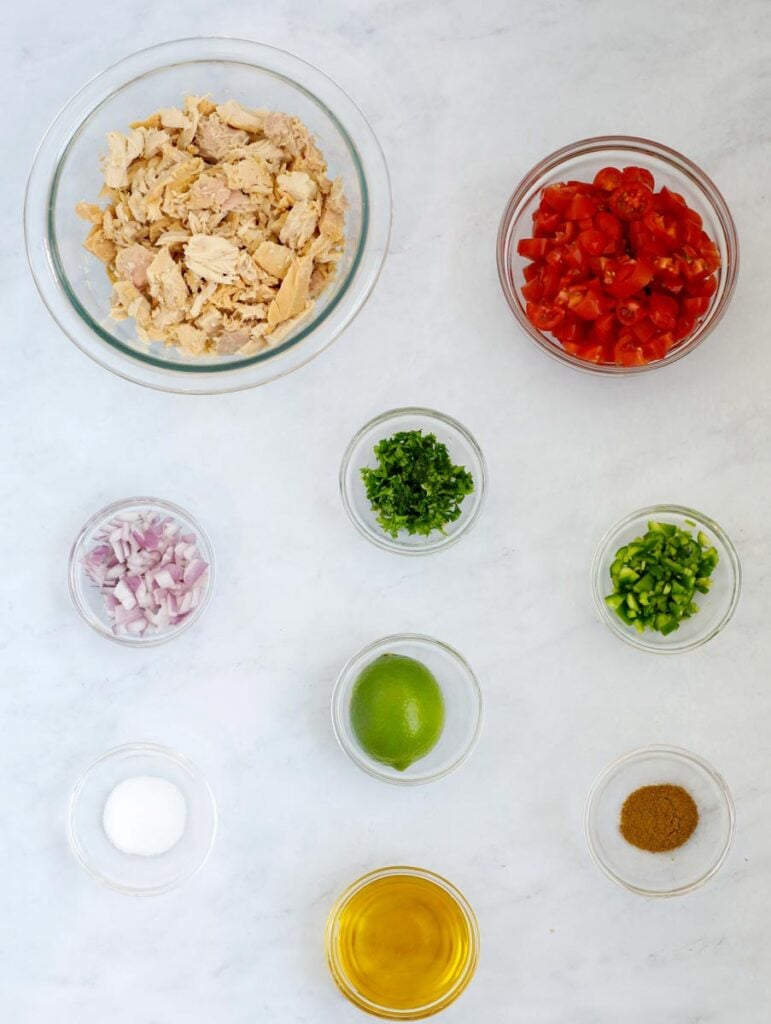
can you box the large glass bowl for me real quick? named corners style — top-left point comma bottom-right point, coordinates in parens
top-left (25, 37), bottom-right (391, 393)
top-left (591, 504), bottom-right (740, 654)
top-left (584, 745), bottom-right (735, 897)
top-left (497, 136), bottom-right (738, 374)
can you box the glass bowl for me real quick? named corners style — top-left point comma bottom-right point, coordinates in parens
top-left (332, 634), bottom-right (483, 786)
top-left (584, 745), bottom-right (735, 897)
top-left (340, 408), bottom-right (487, 555)
top-left (25, 37), bottom-right (391, 394)
top-left (68, 742), bottom-right (218, 896)
top-left (68, 496), bottom-right (215, 647)
top-left (325, 866), bottom-right (480, 1019)
top-left (591, 504), bottom-right (740, 654)
top-left (497, 135), bottom-right (738, 374)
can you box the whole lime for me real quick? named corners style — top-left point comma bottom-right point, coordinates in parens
top-left (350, 653), bottom-right (445, 771)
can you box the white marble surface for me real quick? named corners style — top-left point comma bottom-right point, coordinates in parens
top-left (3, 0), bottom-right (771, 1020)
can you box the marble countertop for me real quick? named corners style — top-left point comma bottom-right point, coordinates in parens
top-left (4, 0), bottom-right (771, 1020)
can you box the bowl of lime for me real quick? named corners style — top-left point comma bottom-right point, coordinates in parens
top-left (331, 634), bottom-right (483, 785)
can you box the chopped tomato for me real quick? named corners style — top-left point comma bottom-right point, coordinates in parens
top-left (566, 194), bottom-right (598, 220)
top-left (519, 167), bottom-right (720, 366)
top-left (616, 298), bottom-right (646, 325)
top-left (517, 238), bottom-right (549, 259)
top-left (622, 166), bottom-right (655, 189)
top-left (681, 295), bottom-right (711, 317)
top-left (577, 229), bottom-right (609, 256)
top-left (649, 292), bottom-right (678, 330)
top-left (593, 167), bottom-right (623, 192)
top-left (614, 334), bottom-right (647, 366)
top-left (526, 302), bottom-right (565, 332)
top-left (609, 183), bottom-right (654, 221)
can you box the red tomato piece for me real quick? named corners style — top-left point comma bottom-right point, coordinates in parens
top-left (614, 334), bottom-right (647, 366)
top-left (517, 237), bottom-right (549, 259)
top-left (605, 257), bottom-right (655, 298)
top-left (593, 167), bottom-right (623, 192)
top-left (522, 262), bottom-right (540, 282)
top-left (685, 274), bottom-right (718, 298)
top-left (521, 279), bottom-right (544, 303)
top-left (649, 292), bottom-right (679, 330)
top-left (532, 208), bottom-right (561, 236)
top-left (632, 317), bottom-right (657, 343)
top-left (616, 298), bottom-right (646, 325)
top-left (577, 229), bottom-right (609, 256)
top-left (644, 209), bottom-right (679, 249)
top-left (642, 335), bottom-right (669, 361)
top-left (566, 194), bottom-right (599, 220)
top-left (672, 314), bottom-right (697, 341)
top-left (526, 302), bottom-right (565, 332)
top-left (574, 293), bottom-right (605, 321)
top-left (541, 183), bottom-right (576, 212)
top-left (681, 295), bottom-right (711, 317)
top-left (595, 212), bottom-right (623, 242)
top-left (609, 183), bottom-right (654, 221)
top-left (622, 166), bottom-right (655, 189)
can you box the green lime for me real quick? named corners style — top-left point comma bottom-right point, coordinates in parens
top-left (350, 653), bottom-right (445, 771)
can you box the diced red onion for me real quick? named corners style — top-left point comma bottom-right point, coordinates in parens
top-left (83, 509), bottom-right (209, 637)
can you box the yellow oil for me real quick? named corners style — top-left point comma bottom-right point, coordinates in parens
top-left (331, 871), bottom-right (475, 1015)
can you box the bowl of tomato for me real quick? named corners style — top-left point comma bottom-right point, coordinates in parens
top-left (497, 136), bottom-right (738, 372)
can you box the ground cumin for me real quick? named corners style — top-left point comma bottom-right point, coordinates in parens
top-left (620, 784), bottom-right (699, 853)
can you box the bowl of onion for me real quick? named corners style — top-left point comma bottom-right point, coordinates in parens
top-left (68, 496), bottom-right (215, 646)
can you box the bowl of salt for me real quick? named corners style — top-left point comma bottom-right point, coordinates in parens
top-left (68, 742), bottom-right (217, 895)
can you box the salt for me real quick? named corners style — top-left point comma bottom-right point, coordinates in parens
top-left (103, 776), bottom-right (188, 857)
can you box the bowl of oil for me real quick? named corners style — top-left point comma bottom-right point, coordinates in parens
top-left (325, 866), bottom-right (479, 1019)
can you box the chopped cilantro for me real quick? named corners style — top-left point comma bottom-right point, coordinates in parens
top-left (360, 430), bottom-right (474, 538)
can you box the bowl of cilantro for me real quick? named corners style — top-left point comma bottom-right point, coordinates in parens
top-left (340, 408), bottom-right (487, 554)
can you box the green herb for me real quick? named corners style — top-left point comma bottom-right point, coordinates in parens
top-left (605, 520), bottom-right (719, 635)
top-left (361, 430), bottom-right (474, 538)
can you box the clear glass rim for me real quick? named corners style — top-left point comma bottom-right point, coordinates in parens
top-left (325, 865), bottom-right (480, 1018)
top-left (67, 495), bottom-right (216, 647)
top-left (584, 744), bottom-right (736, 898)
top-left (590, 503), bottom-right (741, 654)
top-left (496, 134), bottom-right (740, 376)
top-left (24, 37), bottom-right (392, 393)
top-left (339, 407), bottom-right (488, 555)
top-left (331, 633), bottom-right (484, 786)
top-left (67, 741), bottom-right (218, 896)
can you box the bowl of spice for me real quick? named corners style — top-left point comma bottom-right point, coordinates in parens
top-left (339, 408), bottom-right (487, 554)
top-left (68, 742), bottom-right (218, 896)
top-left (591, 504), bottom-right (741, 653)
top-left (584, 745), bottom-right (735, 897)
top-left (68, 496), bottom-right (214, 646)
top-left (332, 634), bottom-right (483, 785)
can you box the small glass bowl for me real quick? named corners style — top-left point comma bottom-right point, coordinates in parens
top-left (332, 634), bottom-right (483, 786)
top-left (497, 135), bottom-right (738, 374)
top-left (25, 37), bottom-right (391, 394)
top-left (340, 408), bottom-right (487, 555)
top-left (325, 866), bottom-right (480, 1019)
top-left (584, 745), bottom-right (735, 897)
top-left (68, 496), bottom-right (215, 647)
top-left (591, 504), bottom-right (740, 654)
top-left (68, 742), bottom-right (218, 896)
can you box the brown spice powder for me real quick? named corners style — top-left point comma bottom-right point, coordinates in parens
top-left (620, 784), bottom-right (699, 852)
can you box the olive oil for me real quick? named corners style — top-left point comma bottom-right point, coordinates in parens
top-left (327, 868), bottom-right (478, 1017)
